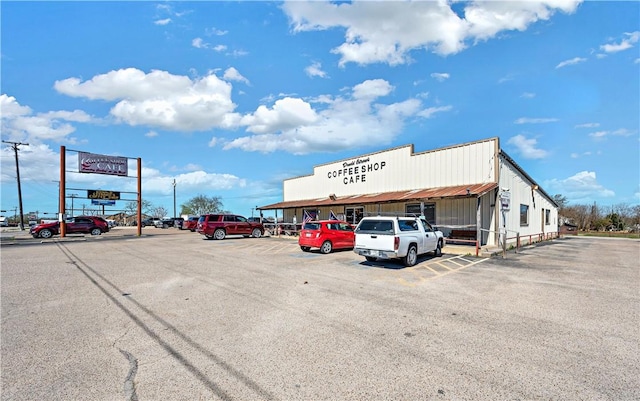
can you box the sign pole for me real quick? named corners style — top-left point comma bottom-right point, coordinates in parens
top-left (137, 158), bottom-right (142, 237)
top-left (60, 146), bottom-right (66, 238)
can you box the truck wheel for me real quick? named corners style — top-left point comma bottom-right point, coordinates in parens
top-left (320, 240), bottom-right (333, 254)
top-left (213, 229), bottom-right (226, 240)
top-left (434, 241), bottom-right (443, 257)
top-left (365, 256), bottom-right (377, 262)
top-left (403, 245), bottom-right (418, 267)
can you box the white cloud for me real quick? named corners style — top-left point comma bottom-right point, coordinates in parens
top-left (545, 171), bottom-right (615, 201)
top-left (145, 130), bottom-right (159, 138)
top-left (305, 61), bottom-right (328, 78)
top-left (1, 94), bottom-right (32, 117)
top-left (205, 27), bottom-right (228, 36)
top-left (418, 105), bottom-right (453, 118)
top-left (54, 68), bottom-right (240, 132)
top-left (556, 57), bottom-right (587, 68)
top-left (514, 117), bottom-right (559, 124)
top-left (223, 67), bottom-right (250, 85)
top-left (192, 37), bottom-right (207, 48)
top-left (520, 92), bottom-right (536, 99)
top-left (589, 130), bottom-right (608, 140)
top-left (589, 128), bottom-right (635, 140)
top-left (282, 0), bottom-right (581, 66)
top-left (239, 97), bottom-right (319, 134)
top-left (49, 70), bottom-right (453, 156)
top-left (154, 18), bottom-right (171, 26)
top-left (213, 45), bottom-right (227, 52)
top-left (224, 79), bottom-right (429, 154)
top-left (575, 122), bottom-right (599, 128)
top-left (0, 94), bottom-right (93, 144)
top-left (208, 137), bottom-right (219, 147)
top-left (600, 31), bottom-right (640, 53)
top-left (430, 73), bottom-right (450, 82)
top-left (507, 134), bottom-right (549, 159)
top-left (149, 171), bottom-right (245, 195)
top-left (352, 79), bottom-right (393, 99)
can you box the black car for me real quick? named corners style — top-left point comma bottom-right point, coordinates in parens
top-left (154, 218), bottom-right (179, 228)
top-left (140, 218), bottom-right (158, 227)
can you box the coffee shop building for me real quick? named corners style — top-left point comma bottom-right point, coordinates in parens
top-left (259, 137), bottom-right (558, 247)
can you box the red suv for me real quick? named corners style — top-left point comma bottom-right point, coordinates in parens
top-left (197, 214), bottom-right (264, 240)
top-left (299, 220), bottom-right (355, 254)
top-left (30, 216), bottom-right (110, 239)
top-left (181, 216), bottom-right (200, 232)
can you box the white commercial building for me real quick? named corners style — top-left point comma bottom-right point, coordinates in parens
top-left (260, 137), bottom-right (558, 247)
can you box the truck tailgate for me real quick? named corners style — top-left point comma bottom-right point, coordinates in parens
top-left (355, 233), bottom-right (395, 252)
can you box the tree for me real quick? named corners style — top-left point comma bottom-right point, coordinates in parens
top-left (180, 195), bottom-right (225, 215)
top-left (552, 194), bottom-right (568, 210)
top-left (125, 200), bottom-right (153, 215)
top-left (152, 206), bottom-right (169, 219)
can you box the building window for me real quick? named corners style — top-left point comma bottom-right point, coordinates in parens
top-left (520, 204), bottom-right (529, 226)
top-left (406, 203), bottom-right (436, 224)
top-left (545, 209), bottom-right (551, 225)
top-left (345, 207), bottom-right (363, 225)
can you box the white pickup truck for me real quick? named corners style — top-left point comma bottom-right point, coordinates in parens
top-left (353, 216), bottom-right (444, 266)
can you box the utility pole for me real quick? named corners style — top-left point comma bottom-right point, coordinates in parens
top-left (69, 194), bottom-right (79, 217)
top-left (2, 140), bottom-right (29, 230)
top-left (172, 179), bottom-right (177, 218)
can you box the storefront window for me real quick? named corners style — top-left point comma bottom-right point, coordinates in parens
top-left (520, 204), bottom-right (529, 226)
top-left (406, 203), bottom-right (435, 224)
top-left (345, 207), bottom-right (363, 224)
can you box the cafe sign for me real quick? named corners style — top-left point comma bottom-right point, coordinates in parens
top-left (78, 152), bottom-right (128, 177)
top-left (88, 190), bottom-right (120, 201)
top-left (326, 156), bottom-right (387, 185)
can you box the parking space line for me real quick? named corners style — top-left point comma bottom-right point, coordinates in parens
top-left (394, 255), bottom-right (489, 287)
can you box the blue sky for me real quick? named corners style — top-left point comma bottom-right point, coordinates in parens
top-left (1, 0), bottom-right (639, 219)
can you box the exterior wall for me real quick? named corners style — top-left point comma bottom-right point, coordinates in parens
top-left (283, 138), bottom-right (499, 201)
top-left (498, 157), bottom-right (558, 245)
top-left (274, 138), bottom-right (557, 249)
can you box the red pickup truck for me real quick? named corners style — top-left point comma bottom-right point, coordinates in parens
top-left (196, 214), bottom-right (264, 240)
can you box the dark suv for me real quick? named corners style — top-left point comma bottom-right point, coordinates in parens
top-left (196, 214), bottom-right (264, 240)
top-left (30, 216), bottom-right (110, 238)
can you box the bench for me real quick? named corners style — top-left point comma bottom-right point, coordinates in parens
top-left (447, 230), bottom-right (477, 244)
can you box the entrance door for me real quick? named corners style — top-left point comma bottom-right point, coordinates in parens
top-left (345, 207), bottom-right (364, 225)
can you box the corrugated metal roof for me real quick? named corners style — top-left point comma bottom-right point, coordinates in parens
top-left (259, 182), bottom-right (498, 210)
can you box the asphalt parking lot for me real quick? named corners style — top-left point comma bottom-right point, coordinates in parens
top-left (1, 229), bottom-right (639, 400)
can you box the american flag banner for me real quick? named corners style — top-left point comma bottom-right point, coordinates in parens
top-left (329, 210), bottom-right (338, 221)
top-left (303, 210), bottom-right (312, 224)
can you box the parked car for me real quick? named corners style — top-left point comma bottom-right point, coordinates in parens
top-left (181, 216), bottom-right (200, 232)
top-left (30, 216), bottom-right (110, 239)
top-left (154, 218), bottom-right (178, 228)
top-left (196, 214), bottom-right (264, 240)
top-left (173, 217), bottom-right (184, 229)
top-left (140, 218), bottom-right (159, 227)
top-left (299, 220), bottom-right (355, 254)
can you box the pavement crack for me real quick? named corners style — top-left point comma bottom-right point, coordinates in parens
top-left (119, 349), bottom-right (139, 401)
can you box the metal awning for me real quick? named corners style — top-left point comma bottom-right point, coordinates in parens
top-left (259, 182), bottom-right (498, 210)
